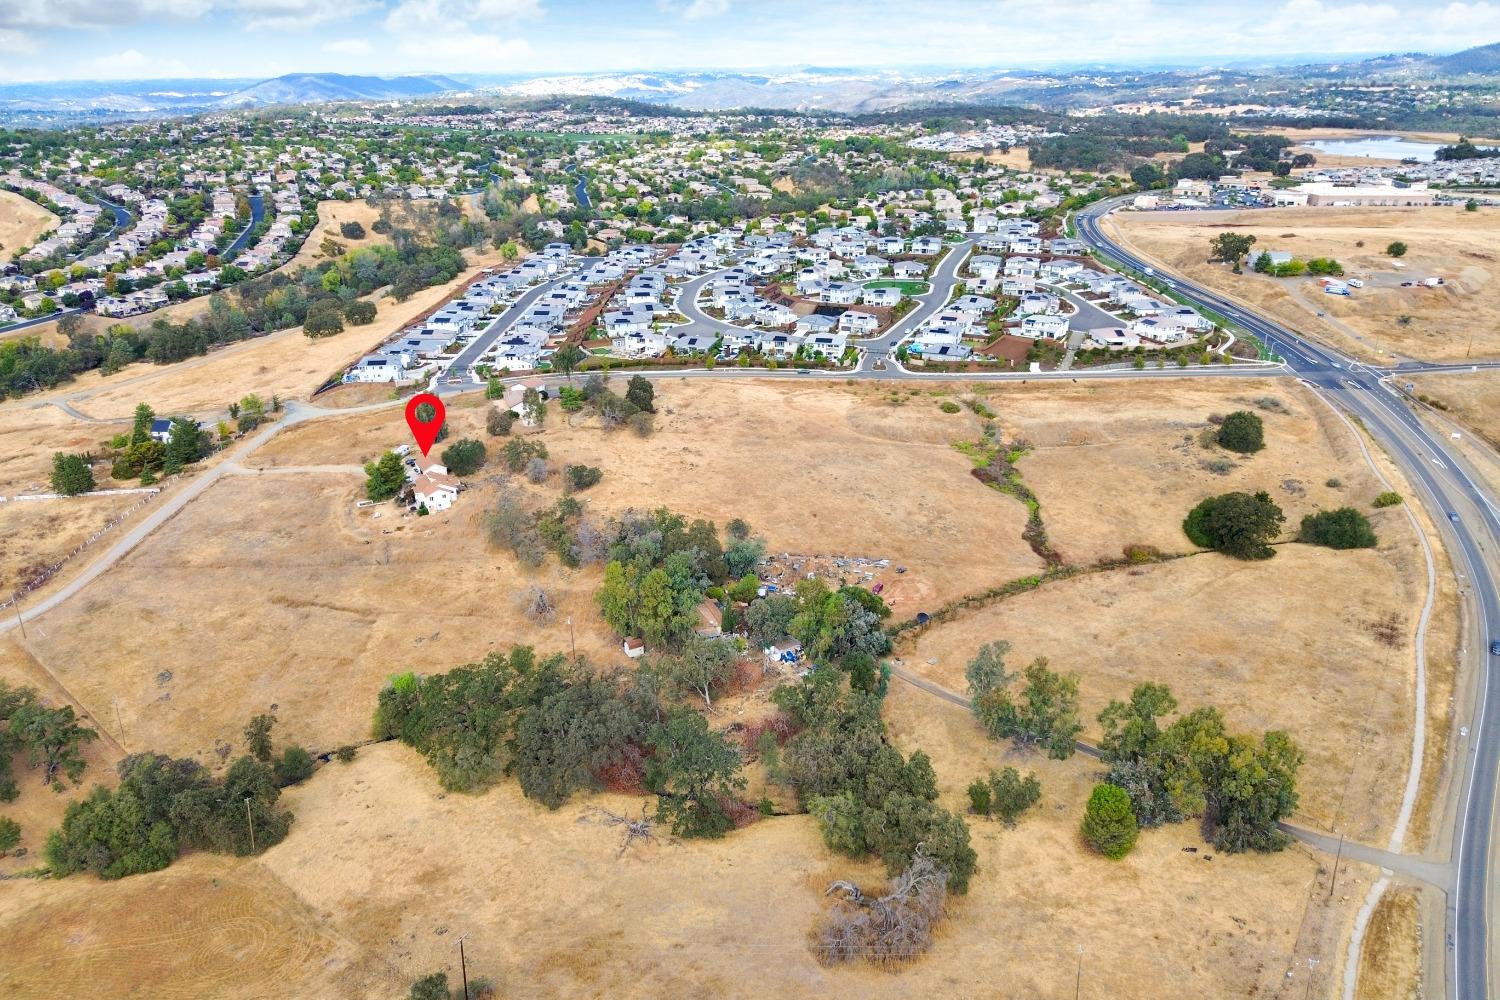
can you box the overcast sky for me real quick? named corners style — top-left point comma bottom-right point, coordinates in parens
top-left (2, 0), bottom-right (1498, 83)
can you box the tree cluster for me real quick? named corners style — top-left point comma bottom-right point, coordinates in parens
top-left (373, 647), bottom-right (749, 837)
top-left (774, 670), bottom-right (977, 893)
top-left (46, 751), bottom-right (291, 879)
top-left (965, 641), bottom-right (1082, 759)
top-left (966, 767), bottom-right (1042, 825)
top-left (0, 681), bottom-right (97, 799)
top-left (1097, 682), bottom-right (1302, 853)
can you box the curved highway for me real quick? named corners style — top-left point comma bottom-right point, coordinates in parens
top-left (1078, 197), bottom-right (1500, 1000)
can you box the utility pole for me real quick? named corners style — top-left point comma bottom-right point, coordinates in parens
top-left (1328, 831), bottom-right (1346, 899)
top-left (1074, 945), bottom-right (1083, 999)
top-left (12, 592), bottom-right (25, 640)
top-left (245, 796), bottom-right (256, 853)
top-left (457, 934), bottom-right (470, 1000)
top-left (112, 697), bottom-right (125, 737)
top-left (568, 615), bottom-right (576, 662)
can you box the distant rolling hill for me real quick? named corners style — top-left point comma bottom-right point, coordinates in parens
top-left (218, 73), bottom-right (466, 106)
top-left (1432, 42), bottom-right (1500, 75)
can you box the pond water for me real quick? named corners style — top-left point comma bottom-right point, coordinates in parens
top-left (1302, 136), bottom-right (1445, 162)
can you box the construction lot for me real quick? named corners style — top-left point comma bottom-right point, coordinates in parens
top-left (1106, 205), bottom-right (1500, 362)
top-left (0, 376), bottom-right (1447, 998)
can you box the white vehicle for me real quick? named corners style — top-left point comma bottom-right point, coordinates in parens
top-left (394, 444), bottom-right (411, 457)
top-left (1347, 278), bottom-right (1365, 288)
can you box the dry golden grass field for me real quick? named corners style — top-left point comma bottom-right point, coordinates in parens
top-left (0, 377), bottom-right (1444, 999)
top-left (1409, 371), bottom-right (1500, 448)
top-left (1106, 206), bottom-right (1500, 362)
top-left (0, 403), bottom-right (127, 495)
top-left (0, 189), bottom-right (58, 262)
top-left (283, 199), bottom-right (393, 272)
top-left (1353, 886), bottom-right (1424, 1000)
top-left (0, 493), bottom-right (143, 595)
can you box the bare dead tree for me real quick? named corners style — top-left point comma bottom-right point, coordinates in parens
top-left (517, 586), bottom-right (556, 625)
top-left (581, 803), bottom-right (662, 858)
top-left (817, 852), bottom-right (949, 966)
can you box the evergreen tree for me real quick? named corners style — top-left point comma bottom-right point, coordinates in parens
top-left (626, 374), bottom-right (656, 413)
top-left (131, 402), bottom-right (155, 445)
top-left (1081, 783), bottom-right (1138, 859)
top-left (363, 451), bottom-right (406, 501)
top-left (50, 453), bottom-right (95, 496)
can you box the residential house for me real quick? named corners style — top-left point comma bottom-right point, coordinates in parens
top-left (838, 309), bottom-right (880, 336)
top-left (1018, 314), bottom-right (1069, 340)
top-left (412, 469), bottom-right (461, 512)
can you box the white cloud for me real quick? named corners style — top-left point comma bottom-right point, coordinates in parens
top-left (657, 0), bottom-right (730, 18)
top-left (88, 48), bottom-right (191, 78)
top-left (397, 31), bottom-right (533, 71)
top-left (0, 28), bottom-right (39, 53)
top-left (384, 0), bottom-right (542, 33)
top-left (322, 37), bottom-right (374, 54)
top-left (1, 0), bottom-right (213, 30)
top-left (233, 0), bottom-right (379, 30)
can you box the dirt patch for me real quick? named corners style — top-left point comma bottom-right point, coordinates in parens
top-left (283, 200), bottom-right (393, 273)
top-left (3, 376), bottom-right (1433, 999)
top-left (0, 404), bottom-right (128, 495)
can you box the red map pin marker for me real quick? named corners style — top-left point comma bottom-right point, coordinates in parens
top-left (404, 393), bottom-right (445, 456)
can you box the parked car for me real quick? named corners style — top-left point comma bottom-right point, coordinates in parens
top-left (1490, 641), bottom-right (1500, 656)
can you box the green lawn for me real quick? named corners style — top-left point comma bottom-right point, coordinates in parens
top-left (864, 279), bottom-right (930, 295)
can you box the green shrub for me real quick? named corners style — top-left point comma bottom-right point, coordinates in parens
top-left (1216, 410), bottom-right (1264, 454)
top-left (487, 408), bottom-right (515, 436)
top-left (966, 779), bottom-right (992, 816)
top-left (971, 767), bottom-right (1042, 825)
top-left (939, 401), bottom-right (961, 414)
top-left (334, 745), bottom-right (357, 763)
top-left (409, 972), bottom-right (448, 1000)
top-left (565, 464), bottom-right (603, 491)
top-left (440, 438), bottom-right (487, 476)
top-left (1373, 491), bottom-right (1404, 508)
top-left (0, 816), bottom-right (20, 853)
top-left (273, 746), bottom-right (315, 786)
top-left (1081, 783), bottom-right (1138, 859)
top-left (343, 299), bottom-right (377, 325)
top-left (1300, 508), bottom-right (1377, 549)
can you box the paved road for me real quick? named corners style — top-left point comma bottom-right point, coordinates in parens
top-left (863, 240), bottom-right (972, 359)
top-left (438, 266), bottom-right (585, 391)
top-left (0, 308), bottom-right (80, 335)
top-left (1078, 197), bottom-right (1500, 1000)
top-left (226, 194), bottom-right (265, 257)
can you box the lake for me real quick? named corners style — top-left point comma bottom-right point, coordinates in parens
top-left (1302, 136), bottom-right (1445, 162)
